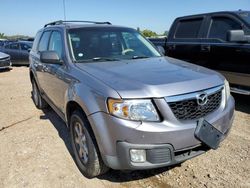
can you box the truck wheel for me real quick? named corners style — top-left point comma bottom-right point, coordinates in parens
top-left (70, 110), bottom-right (109, 178)
top-left (31, 79), bottom-right (48, 109)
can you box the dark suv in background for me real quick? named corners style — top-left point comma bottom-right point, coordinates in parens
top-left (165, 11), bottom-right (250, 95)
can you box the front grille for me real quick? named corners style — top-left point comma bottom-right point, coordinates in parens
top-left (167, 88), bottom-right (222, 120)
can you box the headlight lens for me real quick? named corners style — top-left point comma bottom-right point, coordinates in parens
top-left (224, 79), bottom-right (230, 101)
top-left (107, 99), bottom-right (160, 121)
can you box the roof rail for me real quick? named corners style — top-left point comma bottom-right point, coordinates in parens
top-left (44, 20), bottom-right (112, 28)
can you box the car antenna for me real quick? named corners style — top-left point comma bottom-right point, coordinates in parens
top-left (63, 0), bottom-right (66, 21)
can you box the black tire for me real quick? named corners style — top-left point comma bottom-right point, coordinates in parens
top-left (31, 79), bottom-right (48, 109)
top-left (70, 110), bottom-right (109, 178)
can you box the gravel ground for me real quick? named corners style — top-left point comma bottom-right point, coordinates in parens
top-left (0, 67), bottom-right (249, 188)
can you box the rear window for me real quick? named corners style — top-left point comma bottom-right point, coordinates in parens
top-left (175, 18), bottom-right (203, 39)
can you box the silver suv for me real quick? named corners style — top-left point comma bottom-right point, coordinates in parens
top-left (29, 21), bottom-right (235, 178)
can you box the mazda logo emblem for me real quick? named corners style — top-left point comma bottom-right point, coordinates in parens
top-left (196, 93), bottom-right (208, 106)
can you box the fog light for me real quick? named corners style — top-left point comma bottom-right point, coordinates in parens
top-left (130, 149), bottom-right (146, 163)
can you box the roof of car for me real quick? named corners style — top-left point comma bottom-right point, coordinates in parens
top-left (176, 10), bottom-right (250, 19)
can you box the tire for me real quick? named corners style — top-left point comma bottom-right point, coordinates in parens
top-left (31, 79), bottom-right (48, 109)
top-left (70, 110), bottom-right (109, 178)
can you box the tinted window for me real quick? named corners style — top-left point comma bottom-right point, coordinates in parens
top-left (175, 18), bottom-right (203, 38)
top-left (38, 31), bottom-right (51, 52)
top-left (10, 43), bottom-right (19, 50)
top-left (4, 44), bottom-right (10, 49)
top-left (237, 12), bottom-right (250, 24)
top-left (20, 43), bottom-right (32, 51)
top-left (48, 31), bottom-right (63, 59)
top-left (208, 17), bottom-right (242, 41)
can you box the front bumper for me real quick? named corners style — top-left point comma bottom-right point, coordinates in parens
top-left (87, 96), bottom-right (234, 170)
top-left (0, 59), bottom-right (12, 69)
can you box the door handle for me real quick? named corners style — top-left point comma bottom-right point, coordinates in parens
top-left (201, 45), bottom-right (210, 52)
top-left (168, 45), bottom-right (176, 50)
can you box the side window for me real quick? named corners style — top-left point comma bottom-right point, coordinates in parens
top-left (10, 43), bottom-right (20, 50)
top-left (208, 17), bottom-right (242, 41)
top-left (4, 44), bottom-right (10, 49)
top-left (32, 31), bottom-right (42, 52)
top-left (20, 43), bottom-right (31, 51)
top-left (48, 31), bottom-right (63, 59)
top-left (175, 18), bottom-right (203, 38)
top-left (38, 31), bottom-right (51, 52)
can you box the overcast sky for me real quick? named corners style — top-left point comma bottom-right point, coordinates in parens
top-left (0, 0), bottom-right (249, 36)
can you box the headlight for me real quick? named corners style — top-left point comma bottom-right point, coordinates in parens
top-left (224, 79), bottom-right (230, 101)
top-left (107, 99), bottom-right (160, 121)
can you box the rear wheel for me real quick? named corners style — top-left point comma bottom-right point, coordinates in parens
top-left (70, 110), bottom-right (109, 178)
top-left (31, 79), bottom-right (48, 109)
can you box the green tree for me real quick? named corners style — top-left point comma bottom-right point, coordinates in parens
top-left (0, 33), bottom-right (6, 39)
top-left (163, 30), bottom-right (169, 36)
top-left (141, 29), bottom-right (158, 37)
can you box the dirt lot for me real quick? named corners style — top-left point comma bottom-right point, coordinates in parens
top-left (0, 67), bottom-right (249, 188)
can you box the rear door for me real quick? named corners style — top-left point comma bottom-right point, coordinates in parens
top-left (202, 13), bottom-right (250, 87)
top-left (4, 43), bottom-right (20, 61)
top-left (167, 16), bottom-right (206, 63)
top-left (20, 43), bottom-right (31, 62)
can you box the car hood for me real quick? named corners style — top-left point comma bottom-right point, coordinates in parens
top-left (0, 52), bottom-right (9, 59)
top-left (76, 57), bottom-right (224, 98)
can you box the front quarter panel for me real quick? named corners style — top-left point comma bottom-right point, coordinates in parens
top-left (64, 66), bottom-right (121, 120)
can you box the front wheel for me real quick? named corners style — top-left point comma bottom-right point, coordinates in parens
top-left (70, 110), bottom-right (109, 178)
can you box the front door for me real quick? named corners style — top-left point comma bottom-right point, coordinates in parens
top-left (41, 30), bottom-right (68, 112)
top-left (203, 14), bottom-right (250, 87)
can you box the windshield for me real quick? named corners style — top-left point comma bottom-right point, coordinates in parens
top-left (237, 12), bottom-right (250, 24)
top-left (68, 27), bottom-right (161, 62)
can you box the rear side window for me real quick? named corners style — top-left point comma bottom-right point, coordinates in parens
top-left (48, 31), bottom-right (63, 59)
top-left (10, 43), bottom-right (19, 50)
top-left (38, 31), bottom-right (51, 52)
top-left (175, 18), bottom-right (203, 38)
top-left (4, 44), bottom-right (10, 49)
top-left (208, 17), bottom-right (242, 41)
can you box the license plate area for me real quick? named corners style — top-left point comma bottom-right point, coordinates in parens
top-left (195, 119), bottom-right (224, 149)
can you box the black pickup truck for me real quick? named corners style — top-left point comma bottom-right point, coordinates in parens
top-left (150, 11), bottom-right (250, 95)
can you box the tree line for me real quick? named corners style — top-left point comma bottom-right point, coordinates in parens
top-left (137, 28), bottom-right (168, 37)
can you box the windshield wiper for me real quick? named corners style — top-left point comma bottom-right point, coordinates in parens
top-left (76, 57), bottom-right (120, 63)
top-left (92, 57), bottom-right (120, 61)
top-left (131, 56), bottom-right (150, 59)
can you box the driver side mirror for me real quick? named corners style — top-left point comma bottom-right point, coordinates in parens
top-left (227, 30), bottom-right (248, 42)
top-left (157, 45), bottom-right (166, 55)
top-left (40, 51), bottom-right (62, 64)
